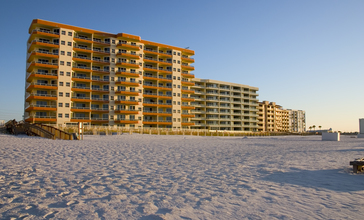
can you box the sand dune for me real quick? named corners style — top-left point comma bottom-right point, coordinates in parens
top-left (1, 134), bottom-right (364, 219)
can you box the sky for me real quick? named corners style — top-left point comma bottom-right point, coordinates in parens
top-left (0, 0), bottom-right (363, 132)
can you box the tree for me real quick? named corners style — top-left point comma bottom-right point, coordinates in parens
top-left (313, 125), bottom-right (316, 131)
top-left (319, 125), bottom-right (322, 130)
top-left (309, 126), bottom-right (312, 131)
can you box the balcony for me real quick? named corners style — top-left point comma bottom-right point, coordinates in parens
top-left (92, 58), bottom-right (110, 65)
top-left (114, 90), bottom-right (139, 96)
top-left (27, 51), bottom-right (59, 62)
top-left (71, 117), bottom-right (91, 123)
top-left (73, 46), bottom-right (93, 53)
top-left (114, 109), bottom-right (139, 114)
top-left (181, 89), bottom-right (195, 94)
top-left (116, 52), bottom-right (140, 59)
top-left (30, 29), bottom-right (59, 38)
top-left (26, 93), bottom-right (57, 102)
top-left (181, 113), bottom-right (195, 118)
top-left (143, 66), bottom-right (158, 72)
top-left (91, 87), bottom-right (109, 93)
top-left (27, 61), bottom-right (58, 72)
top-left (73, 36), bottom-right (93, 44)
top-left (90, 118), bottom-right (109, 123)
top-left (93, 48), bottom-right (110, 55)
top-left (91, 77), bottom-right (109, 84)
top-left (28, 40), bottom-right (59, 52)
top-left (26, 82), bottom-right (57, 91)
top-left (143, 57), bottom-right (172, 66)
top-left (143, 111), bottom-right (172, 117)
top-left (114, 99), bottom-right (139, 105)
top-left (115, 80), bottom-right (139, 87)
top-left (181, 105), bottom-right (195, 110)
top-left (181, 72), bottom-right (195, 78)
top-left (181, 64), bottom-right (195, 71)
top-left (181, 122), bottom-right (195, 126)
top-left (26, 71), bottom-right (58, 82)
top-left (92, 68), bottom-right (110, 74)
top-left (144, 49), bottom-right (172, 57)
top-left (72, 66), bottom-right (92, 73)
top-left (116, 61), bottom-right (139, 69)
top-left (25, 116), bottom-right (57, 123)
top-left (73, 56), bottom-right (92, 63)
top-left (114, 119), bottom-right (139, 124)
top-left (71, 96), bottom-right (91, 102)
top-left (93, 39), bottom-right (110, 46)
top-left (91, 97), bottom-right (109, 103)
top-left (25, 104), bottom-right (57, 112)
top-left (71, 86), bottom-right (92, 93)
top-left (115, 70), bottom-right (139, 77)
top-left (142, 120), bottom-right (173, 125)
top-left (181, 81), bottom-right (195, 86)
top-left (181, 97), bottom-right (195, 102)
top-left (181, 56), bottom-right (194, 63)
top-left (143, 102), bottom-right (172, 108)
top-left (71, 106), bottom-right (92, 113)
top-left (72, 75), bottom-right (92, 83)
top-left (117, 42), bottom-right (140, 50)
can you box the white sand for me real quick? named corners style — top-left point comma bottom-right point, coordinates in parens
top-left (0, 134), bottom-right (364, 219)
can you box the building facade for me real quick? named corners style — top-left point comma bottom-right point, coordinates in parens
top-left (25, 19), bottom-right (196, 129)
top-left (287, 109), bottom-right (306, 133)
top-left (258, 101), bottom-right (305, 133)
top-left (191, 79), bottom-right (259, 131)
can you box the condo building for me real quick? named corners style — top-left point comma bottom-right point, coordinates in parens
top-left (24, 19), bottom-right (196, 129)
top-left (258, 101), bottom-right (305, 132)
top-left (287, 109), bottom-right (306, 133)
top-left (191, 79), bottom-right (259, 131)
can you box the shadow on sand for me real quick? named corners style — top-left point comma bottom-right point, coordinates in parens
top-left (261, 168), bottom-right (364, 192)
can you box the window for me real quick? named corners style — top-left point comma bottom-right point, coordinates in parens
top-left (66, 82), bottom-right (70, 87)
top-left (112, 49), bottom-right (115, 54)
top-left (112, 39), bottom-right (115, 44)
top-left (173, 68), bottom-right (176, 71)
top-left (67, 52), bottom-right (71, 56)
top-left (61, 41), bottom-right (65, 45)
top-left (173, 93), bottom-right (176, 96)
top-left (173, 60), bottom-right (176, 63)
top-left (178, 93), bottom-right (180, 97)
top-left (173, 110), bottom-right (176, 113)
top-left (61, 31), bottom-right (66, 35)
top-left (59, 82), bottom-right (64, 86)
top-left (178, 110), bottom-right (180, 113)
top-left (178, 85), bottom-right (180, 88)
top-left (178, 69), bottom-right (180, 72)
top-left (173, 118), bottom-right (176, 122)
top-left (61, 51), bottom-right (65, 55)
top-left (66, 72), bottom-right (71, 76)
top-left (66, 93), bottom-right (70, 97)
top-left (173, 76), bottom-right (176, 80)
top-left (65, 114), bottom-right (69, 118)
top-left (65, 103), bottom-right (70, 107)
top-left (60, 71), bottom-right (64, 76)
top-left (178, 60), bottom-right (180, 64)
top-left (68, 32), bottom-right (72, 36)
top-left (59, 92), bottom-right (63, 97)
top-left (173, 52), bottom-right (176, 55)
top-left (58, 113), bottom-right (62, 118)
top-left (67, 42), bottom-right (72, 46)
top-left (58, 103), bottom-right (63, 107)
top-left (67, 62), bottom-right (71, 66)
top-left (178, 52), bottom-right (181, 56)
top-left (60, 61), bottom-right (64, 65)
top-left (178, 77), bottom-right (180, 80)
top-left (178, 102), bottom-right (180, 105)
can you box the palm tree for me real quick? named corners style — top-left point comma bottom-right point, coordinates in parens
top-left (309, 126), bottom-right (312, 131)
top-left (319, 125), bottom-right (322, 130)
top-left (313, 125), bottom-right (316, 131)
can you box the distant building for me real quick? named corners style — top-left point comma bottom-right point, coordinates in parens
top-left (258, 102), bottom-right (305, 133)
top-left (257, 101), bottom-right (289, 132)
top-left (0, 120), bottom-right (4, 126)
top-left (287, 109), bottom-right (306, 133)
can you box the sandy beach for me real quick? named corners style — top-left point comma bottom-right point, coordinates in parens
top-left (1, 134), bottom-right (364, 219)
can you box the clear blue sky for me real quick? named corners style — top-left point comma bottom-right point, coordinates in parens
top-left (0, 0), bottom-right (363, 131)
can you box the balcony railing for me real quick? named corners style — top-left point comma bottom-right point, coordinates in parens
top-left (73, 75), bottom-right (91, 80)
top-left (72, 96), bottom-right (90, 100)
top-left (74, 46), bottom-right (92, 51)
top-left (31, 40), bottom-right (59, 45)
top-left (26, 82), bottom-right (57, 88)
top-left (26, 104), bottom-right (57, 109)
top-left (74, 36), bottom-right (92, 41)
top-left (32, 29), bottom-right (60, 35)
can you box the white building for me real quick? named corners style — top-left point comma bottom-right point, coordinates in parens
top-left (287, 109), bottom-right (306, 133)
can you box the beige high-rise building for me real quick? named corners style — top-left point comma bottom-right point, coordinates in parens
top-left (257, 101), bottom-right (289, 132)
top-left (190, 79), bottom-right (259, 131)
top-left (24, 19), bottom-right (195, 129)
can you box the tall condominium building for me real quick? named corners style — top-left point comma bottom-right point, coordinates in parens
top-left (257, 101), bottom-right (289, 132)
top-left (287, 109), bottom-right (306, 132)
top-left (24, 19), bottom-right (196, 129)
top-left (191, 79), bottom-right (259, 131)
